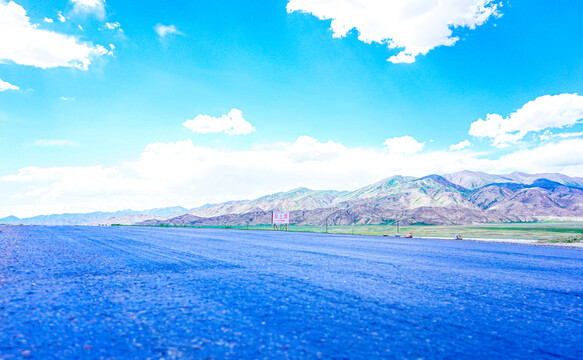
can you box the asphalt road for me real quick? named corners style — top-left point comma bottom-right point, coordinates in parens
top-left (1, 226), bottom-right (582, 359)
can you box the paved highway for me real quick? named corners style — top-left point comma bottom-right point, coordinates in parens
top-left (1, 226), bottom-right (582, 359)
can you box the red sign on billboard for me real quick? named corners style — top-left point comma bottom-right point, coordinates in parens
top-left (272, 211), bottom-right (290, 225)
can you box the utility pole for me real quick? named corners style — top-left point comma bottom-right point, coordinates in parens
top-left (325, 212), bottom-right (334, 233)
top-left (347, 209), bottom-right (355, 235)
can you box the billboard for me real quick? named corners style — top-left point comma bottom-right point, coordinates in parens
top-left (272, 211), bottom-right (290, 225)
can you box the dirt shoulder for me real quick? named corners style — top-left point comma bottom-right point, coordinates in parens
top-left (426, 236), bottom-right (583, 248)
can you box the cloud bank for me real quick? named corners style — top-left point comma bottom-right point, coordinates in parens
top-left (287, 0), bottom-right (500, 63)
top-left (4, 132), bottom-right (583, 218)
top-left (0, 1), bottom-right (110, 70)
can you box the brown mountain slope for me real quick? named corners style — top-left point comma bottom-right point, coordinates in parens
top-left (489, 186), bottom-right (583, 217)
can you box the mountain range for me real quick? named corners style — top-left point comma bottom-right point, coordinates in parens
top-left (0, 207), bottom-right (188, 226)
top-left (3, 171), bottom-right (583, 226)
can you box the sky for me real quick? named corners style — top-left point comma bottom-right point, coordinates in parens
top-left (1, 0), bottom-right (583, 218)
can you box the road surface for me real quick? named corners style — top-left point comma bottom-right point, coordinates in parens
top-left (1, 225), bottom-right (582, 359)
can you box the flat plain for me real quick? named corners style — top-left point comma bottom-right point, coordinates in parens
top-left (1, 225), bottom-right (582, 359)
top-left (209, 222), bottom-right (583, 242)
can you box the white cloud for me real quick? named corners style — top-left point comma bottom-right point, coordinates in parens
top-left (449, 139), bottom-right (471, 151)
top-left (4, 135), bottom-right (583, 218)
top-left (540, 130), bottom-right (583, 141)
top-left (287, 136), bottom-right (346, 162)
top-left (71, 0), bottom-right (106, 20)
top-left (554, 132), bottom-right (583, 139)
top-left (154, 24), bottom-right (183, 38)
top-left (383, 136), bottom-right (424, 154)
top-left (0, 78), bottom-right (19, 91)
top-left (0, 1), bottom-right (110, 70)
top-left (57, 11), bottom-right (66, 23)
top-left (499, 139), bottom-right (583, 173)
top-left (470, 93), bottom-right (583, 148)
top-left (33, 139), bottom-right (77, 147)
top-left (60, 96), bottom-right (76, 101)
top-left (287, 0), bottom-right (500, 63)
top-left (183, 109), bottom-right (255, 135)
top-left (104, 21), bottom-right (123, 33)
top-left (44, 17), bottom-right (53, 23)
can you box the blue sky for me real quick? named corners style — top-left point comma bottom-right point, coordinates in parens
top-left (1, 0), bottom-right (583, 217)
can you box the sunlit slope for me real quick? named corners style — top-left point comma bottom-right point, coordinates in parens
top-left (188, 188), bottom-right (347, 217)
top-left (445, 170), bottom-right (583, 190)
top-left (333, 175), bottom-right (473, 210)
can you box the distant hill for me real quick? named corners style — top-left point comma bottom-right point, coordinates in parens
top-left (7, 171), bottom-right (583, 226)
top-left (443, 171), bottom-right (513, 190)
top-left (188, 188), bottom-right (347, 218)
top-left (90, 214), bottom-right (170, 226)
top-left (0, 215), bottom-right (20, 224)
top-left (3, 206), bottom-right (188, 226)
